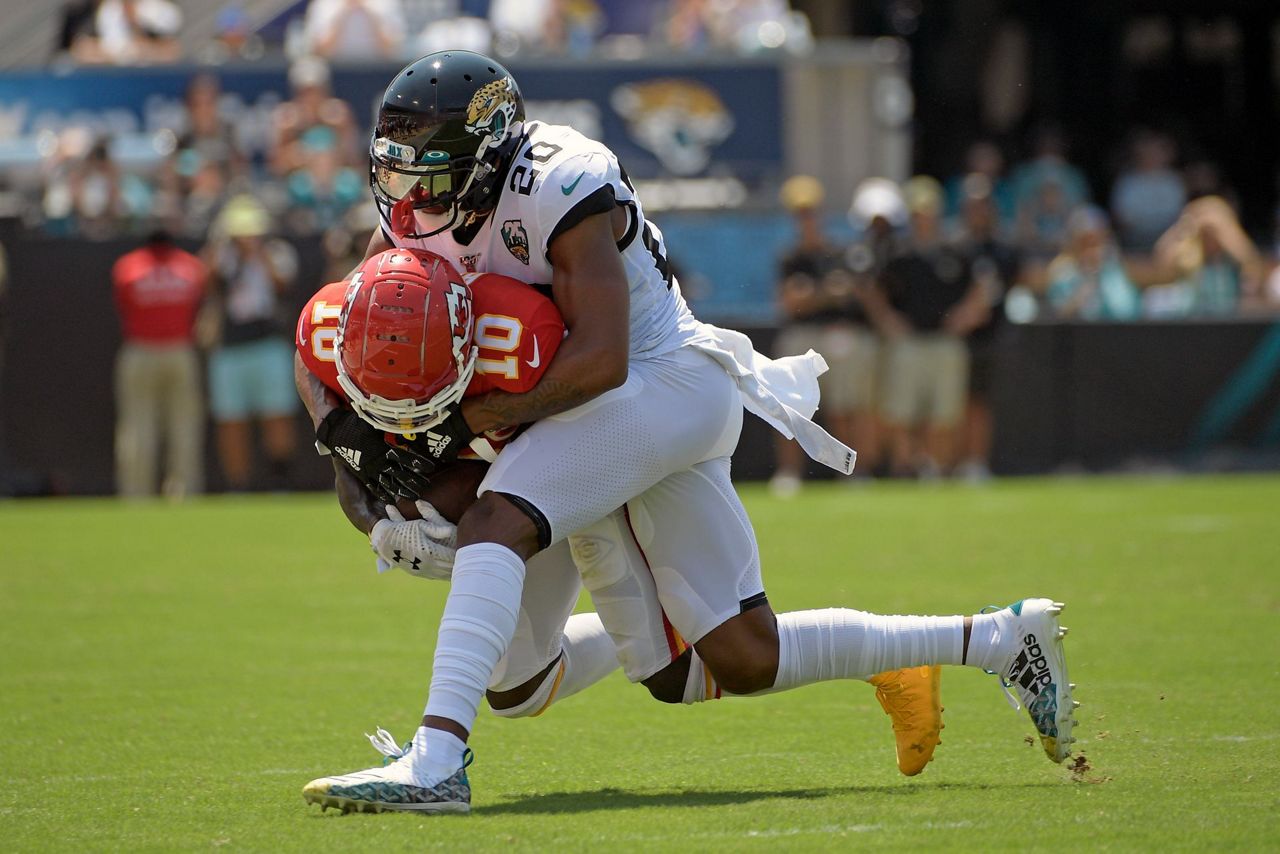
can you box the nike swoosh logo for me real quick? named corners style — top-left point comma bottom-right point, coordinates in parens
top-left (525, 336), bottom-right (541, 369)
top-left (561, 172), bottom-right (585, 195)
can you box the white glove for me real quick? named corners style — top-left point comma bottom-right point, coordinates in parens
top-left (370, 501), bottom-right (458, 581)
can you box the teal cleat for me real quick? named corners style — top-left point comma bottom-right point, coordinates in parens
top-left (985, 598), bottom-right (1077, 763)
top-left (303, 729), bottom-right (473, 814)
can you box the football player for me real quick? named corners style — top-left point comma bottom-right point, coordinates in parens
top-left (298, 52), bottom-right (1076, 813)
top-left (298, 249), bottom-right (676, 715)
top-left (298, 248), bottom-right (942, 777)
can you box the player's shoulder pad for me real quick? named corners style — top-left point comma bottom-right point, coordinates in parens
top-left (520, 129), bottom-right (620, 260)
top-left (297, 281), bottom-right (349, 342)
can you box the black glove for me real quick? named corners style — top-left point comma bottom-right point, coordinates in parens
top-left (316, 407), bottom-right (395, 503)
top-left (379, 405), bottom-right (475, 499)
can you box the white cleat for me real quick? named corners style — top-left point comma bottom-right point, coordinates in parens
top-left (987, 598), bottom-right (1075, 764)
top-left (302, 729), bottom-right (473, 814)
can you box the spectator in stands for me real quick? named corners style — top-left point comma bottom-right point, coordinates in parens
top-left (72, 0), bottom-right (183, 64)
top-left (951, 175), bottom-right (1021, 482)
top-left (304, 0), bottom-right (406, 60)
top-left (202, 196), bottom-right (299, 491)
top-left (411, 6), bottom-right (493, 56)
top-left (1153, 196), bottom-right (1264, 315)
top-left (1111, 130), bottom-right (1186, 252)
top-left (41, 130), bottom-right (90, 235)
top-left (945, 140), bottom-right (1015, 225)
top-left (157, 74), bottom-right (247, 235)
top-left (284, 145), bottom-right (363, 232)
top-left (660, 0), bottom-right (715, 52)
top-left (844, 177), bottom-right (909, 474)
top-left (70, 137), bottom-right (125, 238)
top-left (660, 0), bottom-right (811, 53)
top-left (177, 74), bottom-right (247, 180)
top-left (1012, 126), bottom-right (1090, 262)
top-left (1046, 206), bottom-right (1141, 320)
top-left (867, 176), bottom-right (986, 479)
top-left (197, 4), bottom-right (266, 63)
top-left (112, 231), bottom-right (207, 499)
top-left (54, 0), bottom-right (98, 59)
top-left (490, 0), bottom-right (557, 54)
top-left (769, 175), bottom-right (878, 495)
top-left (271, 57), bottom-right (360, 178)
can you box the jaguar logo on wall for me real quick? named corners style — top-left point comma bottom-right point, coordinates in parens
top-left (610, 79), bottom-right (734, 176)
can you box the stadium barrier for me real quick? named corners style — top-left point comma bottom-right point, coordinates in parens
top-left (3, 234), bottom-right (1279, 493)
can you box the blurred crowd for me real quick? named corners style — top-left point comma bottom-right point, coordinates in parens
top-left (52, 0), bottom-right (813, 67)
top-left (770, 128), bottom-right (1280, 489)
top-left (34, 59), bottom-right (371, 244)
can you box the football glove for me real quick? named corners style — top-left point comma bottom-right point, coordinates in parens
top-left (316, 407), bottom-right (396, 503)
top-left (370, 501), bottom-right (457, 581)
top-left (379, 405), bottom-right (475, 498)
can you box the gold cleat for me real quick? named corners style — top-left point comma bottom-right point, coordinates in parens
top-left (869, 666), bottom-right (944, 776)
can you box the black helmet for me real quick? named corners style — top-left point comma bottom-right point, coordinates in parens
top-left (371, 51), bottom-right (525, 238)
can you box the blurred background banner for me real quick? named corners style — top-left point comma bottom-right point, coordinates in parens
top-left (0, 0), bottom-right (1277, 497)
top-left (0, 59), bottom-right (788, 182)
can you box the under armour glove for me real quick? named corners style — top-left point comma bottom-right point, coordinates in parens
top-left (379, 405), bottom-right (475, 498)
top-left (370, 501), bottom-right (457, 581)
top-left (316, 407), bottom-right (395, 503)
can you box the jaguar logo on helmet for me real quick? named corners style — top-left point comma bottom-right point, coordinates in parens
top-left (611, 79), bottom-right (734, 176)
top-left (465, 76), bottom-right (520, 149)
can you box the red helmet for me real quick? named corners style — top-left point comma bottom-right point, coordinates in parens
top-left (335, 248), bottom-right (476, 435)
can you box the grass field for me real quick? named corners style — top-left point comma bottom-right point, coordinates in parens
top-left (2, 475), bottom-right (1278, 851)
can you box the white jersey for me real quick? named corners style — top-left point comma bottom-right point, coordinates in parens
top-left (380, 121), bottom-right (710, 360)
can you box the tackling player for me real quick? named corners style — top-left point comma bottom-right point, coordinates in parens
top-left (298, 52), bottom-right (1077, 813)
top-left (297, 247), bottom-right (944, 781)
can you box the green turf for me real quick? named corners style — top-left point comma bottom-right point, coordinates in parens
top-left (2, 476), bottom-right (1278, 851)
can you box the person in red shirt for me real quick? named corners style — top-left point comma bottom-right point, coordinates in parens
top-left (112, 231), bottom-right (207, 498)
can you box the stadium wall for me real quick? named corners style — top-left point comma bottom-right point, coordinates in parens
top-left (3, 235), bottom-right (1279, 494)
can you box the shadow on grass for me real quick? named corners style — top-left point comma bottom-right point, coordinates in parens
top-left (477, 781), bottom-right (1062, 816)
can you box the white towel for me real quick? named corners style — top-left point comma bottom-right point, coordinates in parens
top-left (689, 323), bottom-right (856, 475)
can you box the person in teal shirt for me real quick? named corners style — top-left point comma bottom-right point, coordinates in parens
top-left (1047, 207), bottom-right (1141, 320)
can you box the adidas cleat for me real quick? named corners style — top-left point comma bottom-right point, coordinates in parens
top-left (303, 729), bottom-right (473, 814)
top-left (869, 666), bottom-right (944, 776)
top-left (987, 599), bottom-right (1075, 764)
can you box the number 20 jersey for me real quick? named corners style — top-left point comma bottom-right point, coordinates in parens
top-left (296, 271), bottom-right (565, 460)
top-left (379, 121), bottom-right (711, 361)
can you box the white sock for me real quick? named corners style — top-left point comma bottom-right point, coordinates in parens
top-left (964, 610), bottom-right (1010, 672)
top-left (556, 613), bottom-right (620, 701)
top-left (419, 542), bottom-right (526, 784)
top-left (410, 725), bottom-right (467, 785)
top-left (769, 609), bottom-right (965, 693)
top-left (681, 649), bottom-right (722, 703)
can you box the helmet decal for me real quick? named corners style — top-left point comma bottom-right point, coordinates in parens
top-left (465, 77), bottom-right (519, 149)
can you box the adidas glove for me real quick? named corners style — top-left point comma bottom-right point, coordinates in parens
top-left (316, 408), bottom-right (395, 503)
top-left (379, 404), bottom-right (475, 499)
top-left (370, 501), bottom-right (457, 581)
